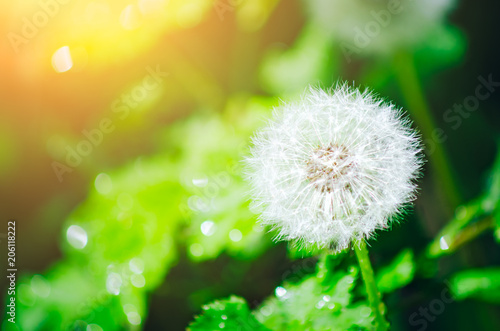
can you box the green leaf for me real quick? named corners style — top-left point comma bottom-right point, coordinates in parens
top-left (427, 144), bottom-right (499, 258)
top-left (255, 255), bottom-right (373, 331)
top-left (188, 296), bottom-right (270, 331)
top-left (487, 144), bottom-right (500, 242)
top-left (376, 249), bottom-right (416, 293)
top-left (450, 268), bottom-right (500, 303)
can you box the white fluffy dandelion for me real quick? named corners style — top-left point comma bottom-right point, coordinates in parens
top-left (244, 85), bottom-right (422, 251)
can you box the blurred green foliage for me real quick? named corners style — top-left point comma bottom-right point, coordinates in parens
top-left (376, 249), bottom-right (415, 294)
top-left (427, 145), bottom-right (500, 259)
top-left (7, 97), bottom-right (280, 330)
top-left (188, 296), bottom-right (270, 331)
top-left (189, 254), bottom-right (375, 331)
top-left (450, 268), bottom-right (500, 303)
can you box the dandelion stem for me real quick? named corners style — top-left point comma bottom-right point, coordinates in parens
top-left (354, 240), bottom-right (389, 331)
top-left (393, 51), bottom-right (462, 209)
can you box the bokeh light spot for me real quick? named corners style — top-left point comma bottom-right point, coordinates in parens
top-left (260, 306), bottom-right (272, 316)
top-left (87, 324), bottom-right (104, 331)
top-left (127, 312), bottom-right (141, 325)
top-left (106, 272), bottom-right (122, 295)
top-left (129, 257), bottom-right (145, 274)
top-left (229, 229), bottom-right (242, 242)
top-left (439, 236), bottom-right (450, 250)
top-left (95, 173), bottom-right (113, 195)
top-left (66, 225), bottom-right (88, 249)
top-left (120, 4), bottom-right (143, 30)
top-left (176, 3), bottom-right (203, 28)
top-left (192, 175), bottom-right (208, 187)
top-left (200, 220), bottom-right (216, 236)
top-left (275, 286), bottom-right (287, 298)
top-left (18, 284), bottom-right (36, 306)
top-left (131, 274), bottom-right (146, 288)
top-left (315, 300), bottom-right (325, 309)
top-left (30, 275), bottom-right (51, 298)
top-left (190, 243), bottom-right (204, 257)
top-left (52, 46), bottom-right (73, 73)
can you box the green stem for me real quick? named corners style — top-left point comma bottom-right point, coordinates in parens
top-left (427, 216), bottom-right (494, 258)
top-left (393, 51), bottom-right (462, 209)
top-left (354, 240), bottom-right (389, 331)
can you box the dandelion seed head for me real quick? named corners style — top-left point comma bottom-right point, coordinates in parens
top-left (305, 143), bottom-right (354, 193)
top-left (244, 84), bottom-right (423, 251)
